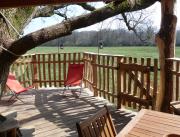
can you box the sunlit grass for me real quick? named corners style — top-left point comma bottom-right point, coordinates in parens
top-left (27, 46), bottom-right (180, 58)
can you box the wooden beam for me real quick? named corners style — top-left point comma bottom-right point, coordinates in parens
top-left (155, 0), bottom-right (177, 112)
top-left (0, 0), bottom-right (103, 8)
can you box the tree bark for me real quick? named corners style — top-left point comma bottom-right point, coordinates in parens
top-left (155, 0), bottom-right (177, 112)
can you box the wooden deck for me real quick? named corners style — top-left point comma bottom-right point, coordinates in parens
top-left (0, 88), bottom-right (136, 137)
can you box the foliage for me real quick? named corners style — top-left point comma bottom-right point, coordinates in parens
top-left (0, 7), bottom-right (35, 38)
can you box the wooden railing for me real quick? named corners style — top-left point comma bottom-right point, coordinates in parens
top-left (10, 52), bottom-right (159, 110)
top-left (10, 53), bottom-right (84, 88)
top-left (166, 58), bottom-right (180, 101)
top-left (83, 52), bottom-right (158, 110)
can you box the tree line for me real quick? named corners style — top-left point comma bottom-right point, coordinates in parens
top-left (41, 29), bottom-right (180, 47)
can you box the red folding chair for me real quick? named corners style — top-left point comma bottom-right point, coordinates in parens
top-left (6, 73), bottom-right (33, 102)
top-left (63, 64), bottom-right (84, 96)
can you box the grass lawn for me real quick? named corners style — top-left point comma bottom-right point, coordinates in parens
top-left (28, 46), bottom-right (180, 58)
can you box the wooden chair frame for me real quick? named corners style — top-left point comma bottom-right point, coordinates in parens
top-left (76, 106), bottom-right (117, 137)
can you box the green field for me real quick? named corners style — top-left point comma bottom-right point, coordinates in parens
top-left (28, 46), bottom-right (180, 58)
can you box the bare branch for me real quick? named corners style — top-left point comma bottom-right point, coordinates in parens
top-left (121, 11), bottom-right (153, 43)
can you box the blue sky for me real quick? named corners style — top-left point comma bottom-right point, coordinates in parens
top-left (23, 1), bottom-right (180, 35)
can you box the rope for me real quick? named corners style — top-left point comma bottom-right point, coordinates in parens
top-left (0, 11), bottom-right (22, 38)
top-left (0, 45), bottom-right (21, 57)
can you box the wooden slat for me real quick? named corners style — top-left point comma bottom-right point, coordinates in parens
top-left (117, 56), bottom-right (122, 108)
top-left (139, 58), bottom-right (145, 110)
top-left (111, 56), bottom-right (115, 103)
top-left (103, 56), bottom-right (106, 99)
top-left (92, 55), bottom-right (98, 96)
top-left (63, 53), bottom-right (66, 85)
top-left (128, 57), bottom-right (132, 107)
top-left (107, 56), bottom-right (110, 101)
top-left (53, 54), bottom-right (57, 87)
top-left (26, 55), bottom-right (31, 86)
top-left (48, 54), bottom-right (52, 87)
top-left (122, 57), bottom-right (127, 106)
top-left (146, 58), bottom-right (151, 109)
top-left (42, 54), bottom-right (47, 87)
top-left (38, 54), bottom-right (42, 87)
top-left (58, 54), bottom-right (61, 87)
top-left (32, 55), bottom-right (38, 89)
top-left (98, 55), bottom-right (102, 97)
top-left (176, 61), bottom-right (180, 100)
top-left (133, 58), bottom-right (138, 109)
top-left (153, 59), bottom-right (158, 109)
top-left (22, 56), bottom-right (26, 87)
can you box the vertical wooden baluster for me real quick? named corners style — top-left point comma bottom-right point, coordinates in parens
top-left (48, 54), bottom-right (52, 87)
top-left (133, 58), bottom-right (138, 109)
top-left (176, 61), bottom-right (180, 100)
top-left (83, 53), bottom-right (87, 87)
top-left (26, 55), bottom-right (31, 86)
top-left (153, 59), bottom-right (158, 110)
top-left (146, 58), bottom-right (151, 109)
top-left (117, 56), bottom-right (121, 109)
top-left (38, 54), bottom-right (42, 88)
top-left (122, 57), bottom-right (127, 106)
top-left (42, 54), bottom-right (46, 87)
top-left (92, 55), bottom-right (98, 96)
top-left (64, 53), bottom-right (67, 86)
top-left (98, 55), bottom-right (101, 97)
top-left (128, 57), bottom-right (132, 107)
top-left (107, 56), bottom-right (110, 101)
top-left (32, 55), bottom-right (38, 89)
top-left (53, 54), bottom-right (56, 87)
top-left (112, 56), bottom-right (115, 103)
top-left (73, 52), bottom-right (76, 64)
top-left (58, 53), bottom-right (61, 87)
top-left (139, 58), bottom-right (145, 110)
top-left (103, 55), bottom-right (106, 99)
top-left (22, 56), bottom-right (26, 87)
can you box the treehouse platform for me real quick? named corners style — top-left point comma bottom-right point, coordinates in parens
top-left (0, 88), bottom-right (136, 137)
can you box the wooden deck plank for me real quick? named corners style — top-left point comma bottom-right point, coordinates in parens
top-left (0, 88), bottom-right (136, 137)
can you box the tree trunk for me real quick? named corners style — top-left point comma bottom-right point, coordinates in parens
top-left (155, 0), bottom-right (177, 112)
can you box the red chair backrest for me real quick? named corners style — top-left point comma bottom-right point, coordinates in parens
top-left (6, 73), bottom-right (25, 93)
top-left (65, 64), bottom-right (84, 86)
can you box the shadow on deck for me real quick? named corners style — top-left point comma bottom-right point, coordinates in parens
top-left (0, 88), bottom-right (136, 137)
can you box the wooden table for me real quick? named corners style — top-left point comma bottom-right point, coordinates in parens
top-left (117, 109), bottom-right (180, 137)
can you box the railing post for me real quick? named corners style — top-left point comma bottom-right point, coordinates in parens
top-left (92, 54), bottom-right (98, 96)
top-left (83, 53), bottom-right (87, 88)
top-left (117, 57), bottom-right (122, 109)
top-left (32, 55), bottom-right (38, 89)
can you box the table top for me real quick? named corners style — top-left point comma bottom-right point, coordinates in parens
top-left (117, 109), bottom-right (180, 137)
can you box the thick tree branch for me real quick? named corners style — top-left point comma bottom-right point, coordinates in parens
top-left (77, 3), bottom-right (96, 11)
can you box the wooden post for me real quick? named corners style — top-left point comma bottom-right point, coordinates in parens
top-left (32, 55), bottom-right (38, 89)
top-left (117, 57), bottom-right (122, 109)
top-left (155, 0), bottom-right (177, 112)
top-left (92, 54), bottom-right (98, 96)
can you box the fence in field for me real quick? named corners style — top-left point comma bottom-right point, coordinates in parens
top-left (10, 52), bottom-right (159, 110)
top-left (166, 58), bottom-right (180, 101)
